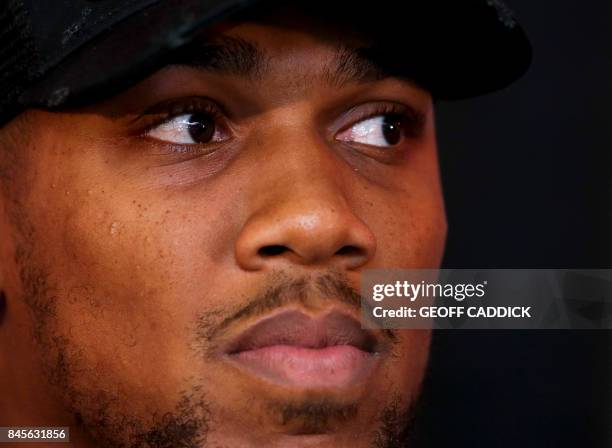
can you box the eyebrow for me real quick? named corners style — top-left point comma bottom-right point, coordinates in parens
top-left (168, 36), bottom-right (390, 86)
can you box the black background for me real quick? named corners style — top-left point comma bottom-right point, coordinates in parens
top-left (416, 1), bottom-right (611, 447)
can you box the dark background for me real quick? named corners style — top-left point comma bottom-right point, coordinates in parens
top-left (416, 1), bottom-right (611, 447)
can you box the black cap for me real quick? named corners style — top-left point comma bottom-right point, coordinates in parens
top-left (0, 0), bottom-right (532, 126)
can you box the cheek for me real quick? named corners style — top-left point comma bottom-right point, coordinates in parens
top-left (50, 168), bottom-right (246, 303)
top-left (403, 330), bottom-right (431, 406)
top-left (349, 124), bottom-right (447, 268)
top-left (20, 170), bottom-right (247, 398)
top-left (358, 183), bottom-right (447, 269)
top-left (52, 189), bottom-right (235, 327)
top-left (372, 330), bottom-right (431, 412)
top-left (392, 330), bottom-right (431, 396)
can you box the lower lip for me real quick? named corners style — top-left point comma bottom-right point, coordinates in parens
top-left (228, 345), bottom-right (378, 389)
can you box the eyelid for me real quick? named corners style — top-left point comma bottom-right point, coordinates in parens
top-left (332, 102), bottom-right (425, 138)
top-left (131, 97), bottom-right (229, 136)
top-left (332, 101), bottom-right (425, 136)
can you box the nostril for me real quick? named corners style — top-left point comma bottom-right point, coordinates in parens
top-left (335, 245), bottom-right (363, 257)
top-left (258, 245), bottom-right (289, 257)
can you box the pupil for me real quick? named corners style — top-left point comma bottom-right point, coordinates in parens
top-left (382, 115), bottom-right (402, 145)
top-left (187, 113), bottom-right (215, 143)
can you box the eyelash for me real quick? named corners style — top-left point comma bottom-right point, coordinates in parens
top-left (339, 102), bottom-right (423, 139)
top-left (138, 98), bottom-right (226, 135)
top-left (135, 98), bottom-right (422, 153)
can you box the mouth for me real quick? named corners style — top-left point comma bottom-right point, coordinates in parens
top-left (223, 310), bottom-right (384, 389)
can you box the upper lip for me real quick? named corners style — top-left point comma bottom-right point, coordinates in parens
top-left (223, 309), bottom-right (380, 355)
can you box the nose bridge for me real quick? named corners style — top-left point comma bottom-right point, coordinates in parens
top-left (250, 111), bottom-right (353, 216)
top-left (235, 123), bottom-right (376, 270)
top-left (273, 145), bottom-right (348, 213)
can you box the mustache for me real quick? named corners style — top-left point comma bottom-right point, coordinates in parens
top-left (195, 270), bottom-right (396, 349)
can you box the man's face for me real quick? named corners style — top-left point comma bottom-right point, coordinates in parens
top-left (0, 13), bottom-right (446, 448)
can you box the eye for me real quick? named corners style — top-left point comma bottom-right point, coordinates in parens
top-left (146, 112), bottom-right (229, 145)
top-left (336, 114), bottom-right (404, 148)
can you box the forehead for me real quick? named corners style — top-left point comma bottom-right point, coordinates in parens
top-left (226, 3), bottom-right (372, 46)
top-left (163, 15), bottom-right (426, 97)
top-left (72, 9), bottom-right (432, 119)
top-left (176, 29), bottom-right (381, 81)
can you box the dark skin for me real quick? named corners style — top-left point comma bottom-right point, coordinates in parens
top-left (0, 12), bottom-right (446, 448)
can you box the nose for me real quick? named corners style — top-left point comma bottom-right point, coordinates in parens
top-left (236, 200), bottom-right (376, 271)
top-left (235, 152), bottom-right (376, 272)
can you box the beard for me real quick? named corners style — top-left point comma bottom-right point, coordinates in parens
top-left (15, 231), bottom-right (419, 448)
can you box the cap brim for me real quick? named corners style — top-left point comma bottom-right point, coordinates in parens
top-left (19, 0), bottom-right (532, 108)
